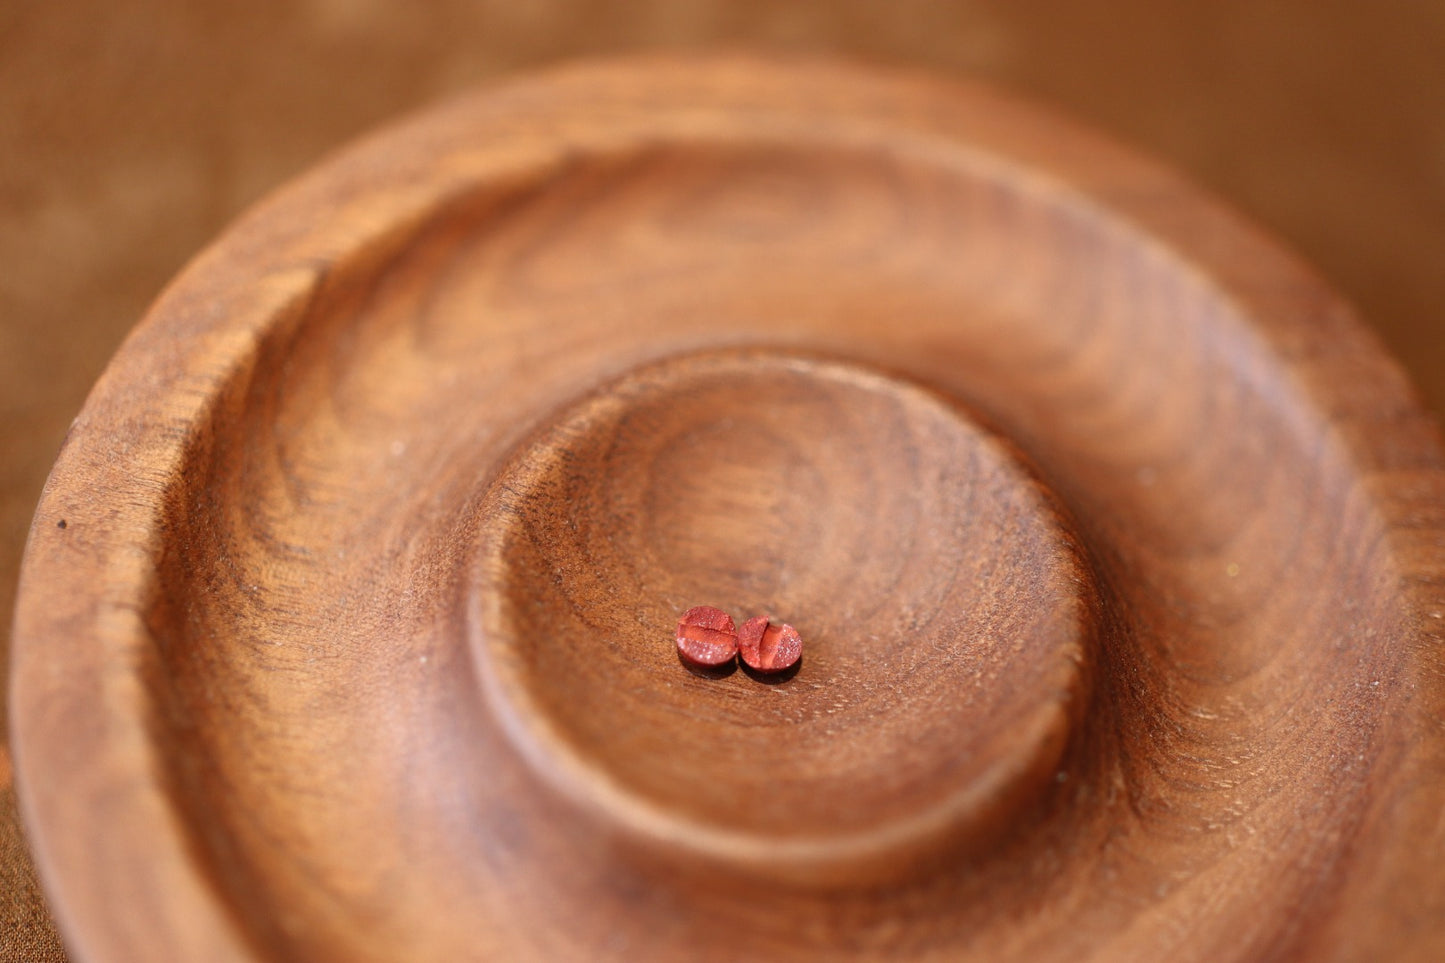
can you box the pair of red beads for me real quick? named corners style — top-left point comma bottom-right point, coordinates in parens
top-left (675, 605), bottom-right (802, 674)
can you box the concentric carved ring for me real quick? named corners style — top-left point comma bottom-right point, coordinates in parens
top-left (470, 349), bottom-right (1094, 885)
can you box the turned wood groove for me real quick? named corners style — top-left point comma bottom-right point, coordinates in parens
top-left (11, 56), bottom-right (1445, 962)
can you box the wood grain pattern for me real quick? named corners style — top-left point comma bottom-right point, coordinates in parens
top-left (11, 56), bottom-right (1445, 961)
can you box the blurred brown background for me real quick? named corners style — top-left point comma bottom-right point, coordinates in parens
top-left (3, 1), bottom-right (1443, 958)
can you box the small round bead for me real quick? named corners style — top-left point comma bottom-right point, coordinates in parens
top-left (676, 605), bottom-right (738, 667)
top-left (736, 616), bottom-right (802, 673)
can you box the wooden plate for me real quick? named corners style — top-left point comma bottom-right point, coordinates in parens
top-left (12, 56), bottom-right (1445, 961)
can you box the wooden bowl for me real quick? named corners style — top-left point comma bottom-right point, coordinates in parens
top-left (12, 56), bottom-right (1445, 962)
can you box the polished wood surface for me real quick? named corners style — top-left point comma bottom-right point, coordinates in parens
top-left (11, 57), bottom-right (1445, 961)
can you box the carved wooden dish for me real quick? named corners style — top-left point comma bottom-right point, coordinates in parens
top-left (12, 57), bottom-right (1445, 961)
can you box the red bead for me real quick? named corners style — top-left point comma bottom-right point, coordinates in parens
top-left (676, 606), bottom-right (738, 667)
top-left (737, 616), bottom-right (802, 673)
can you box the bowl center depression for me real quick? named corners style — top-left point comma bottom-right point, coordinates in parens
top-left (468, 350), bottom-right (1092, 865)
